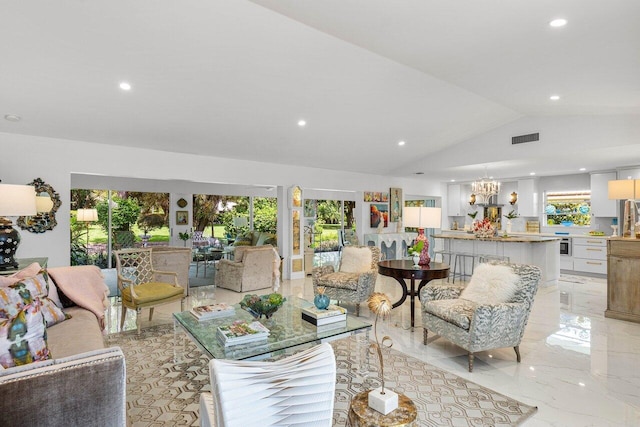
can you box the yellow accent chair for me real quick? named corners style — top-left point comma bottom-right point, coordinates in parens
top-left (115, 248), bottom-right (185, 334)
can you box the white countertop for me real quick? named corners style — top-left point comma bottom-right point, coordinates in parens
top-left (441, 229), bottom-right (610, 239)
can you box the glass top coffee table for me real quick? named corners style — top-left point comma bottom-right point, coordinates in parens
top-left (173, 297), bottom-right (371, 360)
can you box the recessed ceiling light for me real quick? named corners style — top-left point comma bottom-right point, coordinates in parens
top-left (579, 168), bottom-right (586, 171)
top-left (4, 114), bottom-right (22, 122)
top-left (529, 172), bottom-right (536, 176)
top-left (297, 119), bottom-right (306, 127)
top-left (119, 82), bottom-right (132, 91)
top-left (450, 179), bottom-right (456, 182)
top-left (550, 95), bottom-right (560, 101)
top-left (398, 141), bottom-right (405, 146)
top-left (549, 18), bottom-right (567, 27)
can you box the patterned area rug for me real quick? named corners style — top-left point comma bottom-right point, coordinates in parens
top-left (106, 324), bottom-right (537, 426)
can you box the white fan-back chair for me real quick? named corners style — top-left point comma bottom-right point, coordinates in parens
top-left (199, 343), bottom-right (336, 427)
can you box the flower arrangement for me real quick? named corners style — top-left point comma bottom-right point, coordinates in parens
top-left (240, 293), bottom-right (286, 319)
top-left (504, 210), bottom-right (519, 220)
top-left (473, 218), bottom-right (495, 239)
top-left (407, 240), bottom-right (424, 256)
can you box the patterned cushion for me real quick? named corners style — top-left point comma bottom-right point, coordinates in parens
top-left (423, 299), bottom-right (478, 331)
top-left (315, 272), bottom-right (361, 291)
top-left (0, 269), bottom-right (68, 327)
top-left (0, 282), bottom-right (50, 368)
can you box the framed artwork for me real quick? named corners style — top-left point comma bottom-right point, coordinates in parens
top-left (176, 198), bottom-right (188, 208)
top-left (370, 204), bottom-right (389, 228)
top-left (176, 211), bottom-right (188, 225)
top-left (390, 187), bottom-right (402, 222)
top-left (373, 192), bottom-right (382, 202)
top-left (364, 192), bottom-right (374, 202)
top-left (381, 192), bottom-right (389, 203)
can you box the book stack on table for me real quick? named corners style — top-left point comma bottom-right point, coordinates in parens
top-left (216, 320), bottom-right (270, 347)
top-left (301, 304), bottom-right (347, 326)
top-left (190, 302), bottom-right (235, 321)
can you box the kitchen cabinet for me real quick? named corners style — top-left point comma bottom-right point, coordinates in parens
top-left (573, 237), bottom-right (607, 275)
top-left (517, 178), bottom-right (539, 217)
top-left (606, 238), bottom-right (640, 323)
top-left (447, 184), bottom-right (462, 217)
top-left (590, 172), bottom-right (617, 217)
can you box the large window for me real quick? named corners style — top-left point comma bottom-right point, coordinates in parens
top-left (545, 191), bottom-right (591, 226)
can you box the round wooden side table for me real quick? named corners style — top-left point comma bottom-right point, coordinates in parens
top-left (347, 390), bottom-right (417, 426)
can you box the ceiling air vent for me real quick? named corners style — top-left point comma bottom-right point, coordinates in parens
top-left (512, 132), bottom-right (539, 145)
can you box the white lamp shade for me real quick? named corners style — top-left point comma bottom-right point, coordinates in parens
top-left (77, 208), bottom-right (98, 222)
top-left (608, 180), bottom-right (635, 200)
top-left (36, 194), bottom-right (54, 213)
top-left (0, 184), bottom-right (37, 216)
top-left (233, 217), bottom-right (248, 227)
top-left (403, 206), bottom-right (442, 229)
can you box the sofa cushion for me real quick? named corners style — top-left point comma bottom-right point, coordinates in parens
top-left (460, 263), bottom-right (520, 305)
top-left (45, 307), bottom-right (105, 358)
top-left (0, 282), bottom-right (50, 368)
top-left (339, 247), bottom-right (372, 273)
top-left (315, 271), bottom-right (361, 291)
top-left (424, 298), bottom-right (477, 331)
top-left (121, 281), bottom-right (184, 304)
top-left (0, 270), bottom-right (68, 328)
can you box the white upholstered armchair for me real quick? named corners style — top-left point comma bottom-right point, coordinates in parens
top-left (420, 262), bottom-right (541, 372)
top-left (312, 245), bottom-right (381, 316)
top-left (199, 342), bottom-right (336, 427)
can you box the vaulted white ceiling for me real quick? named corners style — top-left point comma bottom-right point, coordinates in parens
top-left (1, 1), bottom-right (638, 182)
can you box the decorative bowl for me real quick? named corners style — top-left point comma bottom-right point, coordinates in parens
top-left (240, 293), bottom-right (286, 319)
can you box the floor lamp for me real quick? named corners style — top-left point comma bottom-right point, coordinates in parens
top-left (404, 206), bottom-right (442, 265)
top-left (0, 183), bottom-right (37, 270)
top-left (77, 208), bottom-right (98, 264)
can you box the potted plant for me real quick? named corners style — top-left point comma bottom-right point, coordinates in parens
top-left (503, 210), bottom-right (519, 234)
top-left (407, 240), bottom-right (424, 267)
top-left (178, 231), bottom-right (191, 247)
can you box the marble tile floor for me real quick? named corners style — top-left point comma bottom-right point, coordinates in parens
top-left (106, 273), bottom-right (640, 427)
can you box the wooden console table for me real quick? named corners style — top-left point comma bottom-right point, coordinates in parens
top-left (606, 238), bottom-right (640, 323)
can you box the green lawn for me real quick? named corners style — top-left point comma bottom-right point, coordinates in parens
top-left (87, 225), bottom-right (228, 244)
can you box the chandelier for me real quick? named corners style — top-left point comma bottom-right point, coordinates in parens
top-left (471, 174), bottom-right (500, 204)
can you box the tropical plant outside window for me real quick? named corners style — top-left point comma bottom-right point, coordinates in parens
top-left (545, 191), bottom-right (591, 226)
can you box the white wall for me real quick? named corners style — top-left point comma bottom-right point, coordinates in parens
top-left (0, 132), bottom-right (442, 267)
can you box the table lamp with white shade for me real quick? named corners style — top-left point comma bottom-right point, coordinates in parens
top-left (77, 208), bottom-right (99, 263)
top-left (0, 183), bottom-right (37, 270)
top-left (404, 206), bottom-right (442, 265)
top-left (608, 179), bottom-right (640, 238)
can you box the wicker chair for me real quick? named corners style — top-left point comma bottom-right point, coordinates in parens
top-left (312, 245), bottom-right (380, 316)
top-left (115, 248), bottom-right (185, 334)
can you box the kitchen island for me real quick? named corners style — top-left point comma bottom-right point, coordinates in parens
top-left (434, 233), bottom-right (560, 287)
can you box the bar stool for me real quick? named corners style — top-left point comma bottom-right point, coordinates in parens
top-left (433, 250), bottom-right (455, 282)
top-left (451, 252), bottom-right (476, 283)
top-left (478, 255), bottom-right (510, 264)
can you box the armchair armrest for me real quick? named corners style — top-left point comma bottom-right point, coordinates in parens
top-left (469, 302), bottom-right (528, 348)
top-left (117, 274), bottom-right (138, 299)
top-left (420, 283), bottom-right (465, 302)
top-left (218, 259), bottom-right (244, 271)
top-left (357, 269), bottom-right (378, 294)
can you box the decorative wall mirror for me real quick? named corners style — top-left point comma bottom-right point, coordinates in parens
top-left (17, 177), bottom-right (61, 233)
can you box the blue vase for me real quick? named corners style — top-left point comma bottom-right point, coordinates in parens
top-left (314, 293), bottom-right (330, 310)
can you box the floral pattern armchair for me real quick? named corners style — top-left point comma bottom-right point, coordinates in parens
top-left (420, 263), bottom-right (541, 372)
top-left (312, 245), bottom-right (380, 316)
